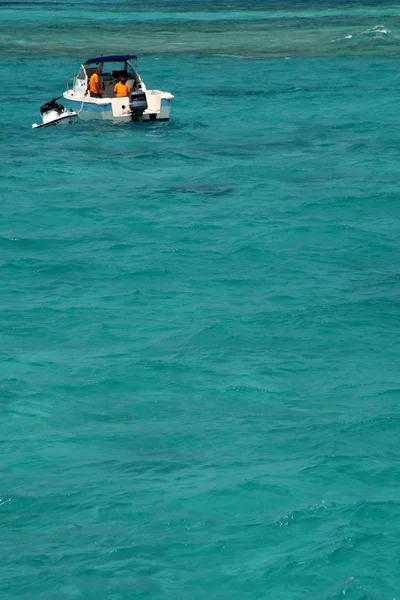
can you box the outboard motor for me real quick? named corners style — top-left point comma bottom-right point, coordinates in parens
top-left (129, 91), bottom-right (148, 122)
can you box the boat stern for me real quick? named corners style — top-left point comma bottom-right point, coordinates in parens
top-left (144, 90), bottom-right (174, 121)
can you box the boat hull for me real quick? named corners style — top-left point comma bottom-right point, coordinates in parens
top-left (63, 92), bottom-right (172, 122)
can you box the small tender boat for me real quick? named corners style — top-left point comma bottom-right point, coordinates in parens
top-left (32, 97), bottom-right (77, 129)
top-left (63, 54), bottom-right (174, 123)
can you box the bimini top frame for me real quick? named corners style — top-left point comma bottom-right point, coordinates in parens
top-left (84, 54), bottom-right (138, 65)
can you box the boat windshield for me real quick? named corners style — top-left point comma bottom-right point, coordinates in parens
top-left (83, 60), bottom-right (137, 81)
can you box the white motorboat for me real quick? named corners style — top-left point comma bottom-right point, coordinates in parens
top-left (63, 54), bottom-right (174, 123)
top-left (32, 97), bottom-right (77, 129)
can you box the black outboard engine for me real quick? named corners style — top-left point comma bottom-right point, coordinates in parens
top-left (129, 91), bottom-right (148, 122)
top-left (40, 97), bottom-right (65, 116)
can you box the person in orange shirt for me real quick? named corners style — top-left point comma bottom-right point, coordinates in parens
top-left (86, 67), bottom-right (102, 98)
top-left (114, 75), bottom-right (131, 98)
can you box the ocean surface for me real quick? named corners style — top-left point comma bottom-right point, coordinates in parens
top-left (1, 0), bottom-right (400, 598)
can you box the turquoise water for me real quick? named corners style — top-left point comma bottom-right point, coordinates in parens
top-left (1, 1), bottom-right (400, 598)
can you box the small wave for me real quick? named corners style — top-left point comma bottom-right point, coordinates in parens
top-left (330, 34), bottom-right (353, 42)
top-left (361, 24), bottom-right (390, 36)
top-left (331, 24), bottom-right (390, 44)
top-left (170, 183), bottom-right (235, 195)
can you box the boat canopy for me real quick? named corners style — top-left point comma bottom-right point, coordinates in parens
top-left (85, 54), bottom-right (137, 65)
